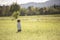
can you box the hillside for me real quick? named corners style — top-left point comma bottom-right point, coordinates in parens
top-left (20, 0), bottom-right (60, 8)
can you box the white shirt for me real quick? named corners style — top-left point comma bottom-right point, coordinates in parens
top-left (17, 22), bottom-right (21, 30)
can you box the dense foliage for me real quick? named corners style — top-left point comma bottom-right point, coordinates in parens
top-left (0, 3), bottom-right (60, 17)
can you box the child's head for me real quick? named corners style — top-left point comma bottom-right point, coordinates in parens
top-left (17, 20), bottom-right (20, 22)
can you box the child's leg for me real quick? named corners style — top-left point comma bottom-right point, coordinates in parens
top-left (18, 29), bottom-right (21, 32)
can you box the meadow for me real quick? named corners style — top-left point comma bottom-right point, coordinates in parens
top-left (0, 15), bottom-right (60, 40)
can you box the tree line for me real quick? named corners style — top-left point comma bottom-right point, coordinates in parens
top-left (0, 3), bottom-right (60, 17)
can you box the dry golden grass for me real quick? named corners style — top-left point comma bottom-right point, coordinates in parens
top-left (0, 15), bottom-right (60, 40)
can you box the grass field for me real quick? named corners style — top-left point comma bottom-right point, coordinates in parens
top-left (0, 15), bottom-right (60, 40)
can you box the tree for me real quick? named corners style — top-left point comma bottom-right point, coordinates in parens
top-left (20, 8), bottom-right (27, 16)
top-left (10, 3), bottom-right (20, 19)
top-left (12, 11), bottom-right (19, 19)
top-left (27, 6), bottom-right (36, 15)
top-left (10, 3), bottom-right (20, 13)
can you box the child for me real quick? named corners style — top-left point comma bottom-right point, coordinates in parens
top-left (17, 20), bottom-right (21, 32)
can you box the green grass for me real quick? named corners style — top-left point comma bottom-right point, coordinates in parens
top-left (0, 15), bottom-right (60, 40)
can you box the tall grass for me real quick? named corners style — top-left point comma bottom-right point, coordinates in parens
top-left (0, 15), bottom-right (60, 40)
